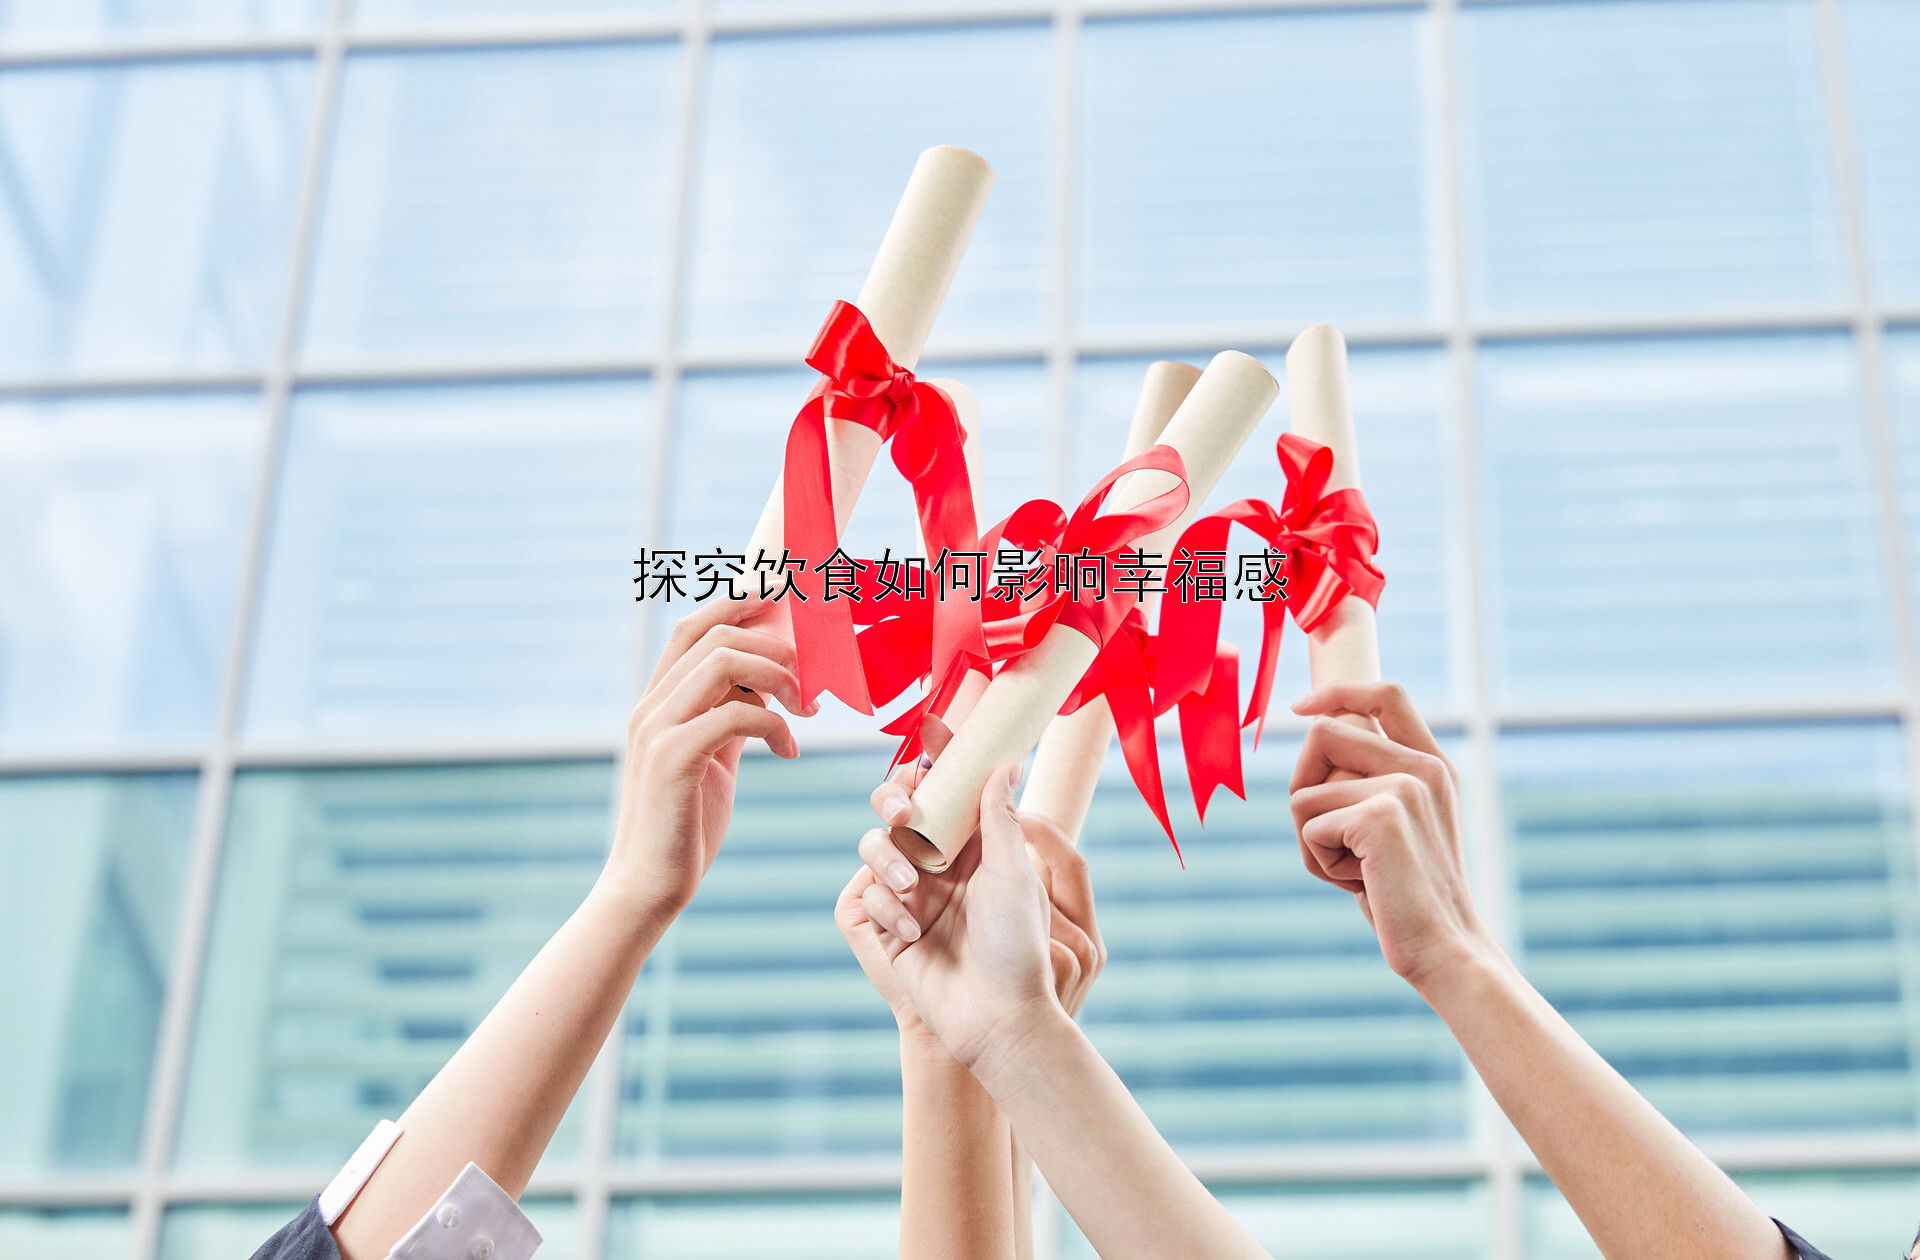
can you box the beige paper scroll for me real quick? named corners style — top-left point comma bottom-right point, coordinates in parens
top-left (1018, 361), bottom-right (1200, 843)
top-left (894, 351), bottom-right (1279, 871)
top-left (1287, 326), bottom-right (1380, 719)
top-left (742, 144), bottom-right (994, 564)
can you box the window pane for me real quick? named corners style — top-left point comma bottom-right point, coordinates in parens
top-left (616, 753), bottom-right (903, 1162)
top-left (1080, 11), bottom-right (1434, 338)
top-left (1079, 736), bottom-right (1469, 1148)
top-left (0, 59), bottom-right (311, 377)
top-left (1847, 0), bottom-right (1920, 305)
top-left (157, 1203), bottom-right (304, 1260)
top-left (686, 25), bottom-right (1049, 353)
top-left (0, 774), bottom-right (196, 1174)
top-left (1505, 723), bottom-right (1920, 1136)
top-left (303, 44), bottom-right (678, 365)
top-left (0, 0), bottom-right (318, 38)
top-left (1461, 0), bottom-right (1844, 319)
top-left (0, 1208), bottom-right (132, 1260)
top-left (605, 1194), bottom-right (898, 1259)
top-left (1076, 348), bottom-right (1454, 713)
top-left (175, 762), bottom-right (610, 1172)
top-left (245, 380), bottom-right (649, 742)
top-left (1063, 1181), bottom-right (1489, 1259)
top-left (0, 392), bottom-right (261, 749)
top-left (355, 0), bottom-right (675, 26)
top-left (1891, 330), bottom-right (1920, 658)
top-left (1481, 334), bottom-right (1892, 708)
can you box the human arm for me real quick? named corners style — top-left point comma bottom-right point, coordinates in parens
top-left (855, 767), bottom-right (1266, 1260)
top-left (1287, 682), bottom-right (1792, 1260)
top-left (329, 600), bottom-right (811, 1259)
top-left (846, 750), bottom-right (1106, 1260)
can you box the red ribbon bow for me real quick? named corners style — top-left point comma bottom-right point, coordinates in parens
top-left (1153, 432), bottom-right (1385, 822)
top-left (783, 301), bottom-right (984, 712)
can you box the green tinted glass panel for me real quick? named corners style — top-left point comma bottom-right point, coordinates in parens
top-left (0, 1208), bottom-right (132, 1260)
top-left (1506, 723), bottom-right (1920, 1136)
top-left (158, 1203), bottom-right (304, 1260)
top-left (0, 774), bottom-right (195, 1173)
top-left (1078, 737), bottom-right (1469, 1147)
top-left (605, 1194), bottom-right (898, 1259)
top-left (176, 762), bottom-right (611, 1171)
top-left (617, 752), bottom-right (901, 1161)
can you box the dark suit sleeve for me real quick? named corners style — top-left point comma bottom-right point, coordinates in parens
top-left (1774, 1219), bottom-right (1835, 1260)
top-left (250, 1198), bottom-right (342, 1260)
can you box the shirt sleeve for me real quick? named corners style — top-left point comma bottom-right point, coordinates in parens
top-left (383, 1162), bottom-right (542, 1260)
top-left (1774, 1219), bottom-right (1836, 1260)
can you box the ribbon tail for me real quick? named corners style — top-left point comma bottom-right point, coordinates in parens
top-left (784, 394), bottom-right (874, 715)
top-left (1243, 597), bottom-right (1288, 748)
top-left (1099, 637), bottom-right (1180, 864)
top-left (1180, 643), bottom-right (1245, 824)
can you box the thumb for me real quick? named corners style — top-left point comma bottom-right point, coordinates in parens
top-left (977, 763), bottom-right (1028, 873)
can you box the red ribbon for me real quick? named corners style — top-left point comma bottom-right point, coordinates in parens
top-left (1154, 432), bottom-right (1385, 821)
top-left (782, 301), bottom-right (984, 712)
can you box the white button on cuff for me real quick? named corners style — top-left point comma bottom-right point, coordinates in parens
top-left (384, 1163), bottom-right (540, 1260)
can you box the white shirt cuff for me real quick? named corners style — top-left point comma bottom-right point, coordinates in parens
top-left (386, 1162), bottom-right (542, 1260)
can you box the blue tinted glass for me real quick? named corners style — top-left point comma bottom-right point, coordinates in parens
top-left (0, 774), bottom-right (195, 1174)
top-left (176, 763), bottom-right (610, 1172)
top-left (616, 753), bottom-right (904, 1162)
top-left (245, 380), bottom-right (649, 742)
top-left (1891, 331), bottom-right (1920, 660)
top-left (1078, 736), bottom-right (1469, 1148)
top-left (303, 44), bottom-right (678, 365)
top-left (1063, 1181), bottom-right (1488, 1259)
top-left (1847, 0), bottom-right (1920, 304)
top-left (1076, 348), bottom-right (1453, 713)
top-left (1461, 0), bottom-right (1844, 319)
top-left (1481, 334), bottom-right (1892, 708)
top-left (0, 393), bottom-right (261, 749)
top-left (687, 25), bottom-right (1049, 353)
top-left (1080, 11), bottom-right (1433, 336)
top-left (0, 58), bottom-right (310, 377)
top-left (355, 0), bottom-right (675, 25)
top-left (0, 0), bottom-right (317, 37)
top-left (0, 1207), bottom-right (132, 1259)
top-left (157, 1204), bottom-right (305, 1260)
top-left (605, 1195), bottom-right (898, 1259)
top-left (1504, 723), bottom-right (1920, 1136)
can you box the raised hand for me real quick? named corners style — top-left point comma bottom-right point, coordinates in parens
top-left (607, 596), bottom-right (816, 913)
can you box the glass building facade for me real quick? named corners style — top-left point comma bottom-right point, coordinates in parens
top-left (1, 0), bottom-right (1918, 1256)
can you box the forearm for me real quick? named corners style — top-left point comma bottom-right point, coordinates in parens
top-left (1010, 1132), bottom-right (1033, 1260)
top-left (973, 1010), bottom-right (1266, 1260)
top-left (333, 880), bottom-right (676, 1259)
top-left (900, 1029), bottom-right (1016, 1260)
top-left (1417, 938), bottom-right (1790, 1260)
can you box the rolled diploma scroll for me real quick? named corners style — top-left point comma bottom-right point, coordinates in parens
top-left (1286, 325), bottom-right (1381, 732)
top-left (1018, 361), bottom-right (1200, 843)
top-left (894, 351), bottom-right (1280, 871)
top-left (741, 144), bottom-right (995, 569)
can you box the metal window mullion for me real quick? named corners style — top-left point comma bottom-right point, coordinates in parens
top-left (1809, 0), bottom-right (1920, 1129)
top-left (575, 4), bottom-right (715, 1254)
top-left (1429, 0), bottom-right (1524, 1255)
top-left (125, 4), bottom-right (352, 1258)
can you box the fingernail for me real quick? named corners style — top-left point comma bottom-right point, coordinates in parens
top-left (917, 753), bottom-right (933, 771)
top-left (885, 861), bottom-right (917, 892)
top-left (895, 915), bottom-right (921, 943)
top-left (1009, 763), bottom-right (1024, 788)
top-left (804, 701), bottom-right (821, 716)
top-left (885, 798), bottom-right (910, 825)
